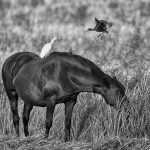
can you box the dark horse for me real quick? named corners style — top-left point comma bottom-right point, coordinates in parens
top-left (2, 51), bottom-right (126, 142)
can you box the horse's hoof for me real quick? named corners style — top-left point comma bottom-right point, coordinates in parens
top-left (24, 132), bottom-right (29, 137)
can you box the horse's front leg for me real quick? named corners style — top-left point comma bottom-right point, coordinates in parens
top-left (22, 102), bottom-right (33, 136)
top-left (45, 97), bottom-right (56, 138)
top-left (64, 95), bottom-right (77, 142)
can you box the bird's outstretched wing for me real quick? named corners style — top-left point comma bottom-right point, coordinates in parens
top-left (95, 17), bottom-right (99, 24)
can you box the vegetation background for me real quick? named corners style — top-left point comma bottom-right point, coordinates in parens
top-left (1, 0), bottom-right (150, 149)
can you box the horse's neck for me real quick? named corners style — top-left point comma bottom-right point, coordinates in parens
top-left (93, 74), bottom-right (113, 98)
top-left (93, 85), bottom-right (108, 96)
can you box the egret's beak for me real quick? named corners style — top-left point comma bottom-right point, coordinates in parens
top-left (56, 38), bottom-right (62, 42)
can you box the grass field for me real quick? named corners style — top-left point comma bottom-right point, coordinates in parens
top-left (1, 0), bottom-right (150, 149)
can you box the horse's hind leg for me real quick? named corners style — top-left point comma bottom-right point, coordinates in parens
top-left (22, 102), bottom-right (33, 136)
top-left (8, 91), bottom-right (19, 136)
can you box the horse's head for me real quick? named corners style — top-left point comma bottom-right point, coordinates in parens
top-left (104, 76), bottom-right (128, 109)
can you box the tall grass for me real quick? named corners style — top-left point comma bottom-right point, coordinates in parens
top-left (1, 75), bottom-right (150, 150)
top-left (1, 74), bottom-right (150, 140)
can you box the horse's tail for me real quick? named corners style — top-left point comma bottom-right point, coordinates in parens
top-left (40, 37), bottom-right (59, 58)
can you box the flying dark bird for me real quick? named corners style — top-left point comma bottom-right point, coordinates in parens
top-left (87, 18), bottom-right (113, 39)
